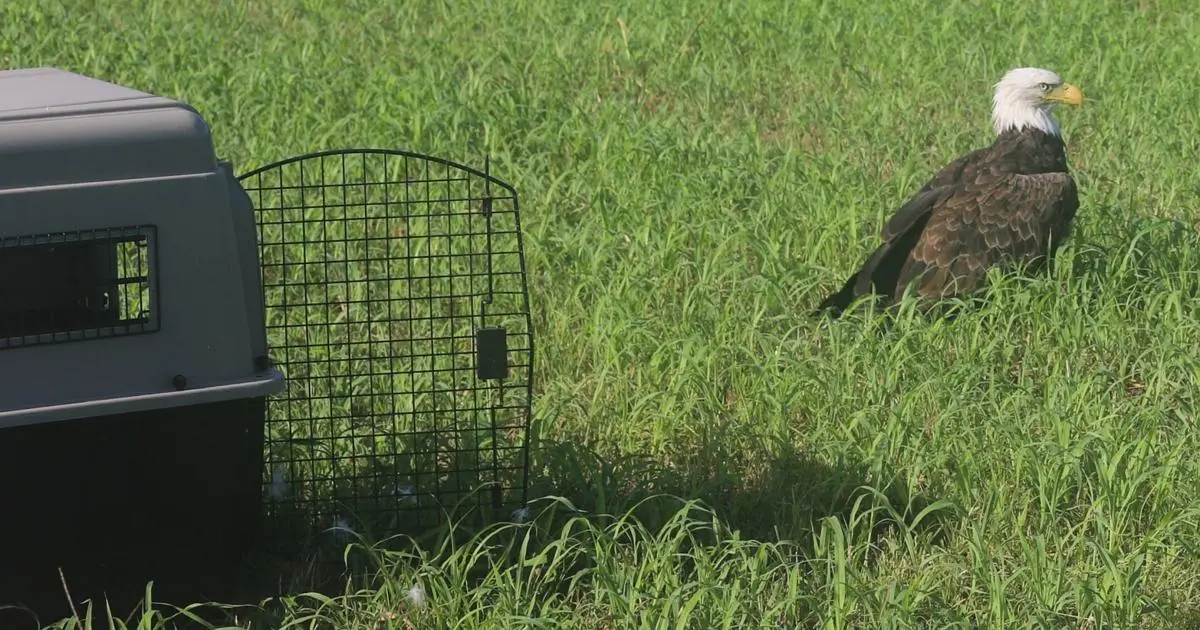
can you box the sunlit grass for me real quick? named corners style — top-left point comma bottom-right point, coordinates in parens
top-left (4, 0), bottom-right (1200, 627)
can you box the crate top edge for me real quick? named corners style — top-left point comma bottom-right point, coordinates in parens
top-left (0, 67), bottom-right (180, 120)
top-left (0, 68), bottom-right (219, 188)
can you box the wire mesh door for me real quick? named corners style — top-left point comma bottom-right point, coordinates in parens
top-left (238, 149), bottom-right (534, 537)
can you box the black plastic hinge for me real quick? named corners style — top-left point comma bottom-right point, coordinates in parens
top-left (475, 326), bottom-right (508, 381)
top-left (254, 355), bottom-right (272, 372)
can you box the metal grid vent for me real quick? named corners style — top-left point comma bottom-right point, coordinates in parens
top-left (239, 149), bottom-right (534, 536)
top-left (0, 226), bottom-right (157, 350)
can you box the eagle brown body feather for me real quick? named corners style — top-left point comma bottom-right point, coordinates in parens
top-left (815, 127), bottom-right (1079, 317)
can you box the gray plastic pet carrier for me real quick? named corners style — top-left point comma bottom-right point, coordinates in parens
top-left (0, 68), bottom-right (284, 625)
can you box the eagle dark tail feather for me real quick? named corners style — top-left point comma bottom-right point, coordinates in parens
top-left (812, 271), bottom-right (862, 319)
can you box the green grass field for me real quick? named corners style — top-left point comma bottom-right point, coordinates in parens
top-left (6, 0), bottom-right (1200, 627)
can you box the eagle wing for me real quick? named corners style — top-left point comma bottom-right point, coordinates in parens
top-left (844, 148), bottom-right (992, 299)
top-left (813, 149), bottom-right (990, 315)
top-left (880, 148), bottom-right (989, 242)
top-left (896, 170), bottom-right (1079, 301)
top-left (814, 147), bottom-right (1079, 317)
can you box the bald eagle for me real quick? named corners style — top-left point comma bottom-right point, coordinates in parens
top-left (814, 67), bottom-right (1084, 318)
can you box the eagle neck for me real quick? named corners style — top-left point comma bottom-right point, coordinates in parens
top-left (992, 128), bottom-right (1069, 174)
top-left (991, 106), bottom-right (1061, 138)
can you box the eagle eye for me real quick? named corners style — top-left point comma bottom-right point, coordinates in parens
top-left (1039, 82), bottom-right (1052, 92)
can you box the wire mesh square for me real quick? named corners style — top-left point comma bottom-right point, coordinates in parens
top-left (239, 150), bottom-right (534, 536)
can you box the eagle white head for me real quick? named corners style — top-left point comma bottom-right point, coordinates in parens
top-left (991, 67), bottom-right (1084, 137)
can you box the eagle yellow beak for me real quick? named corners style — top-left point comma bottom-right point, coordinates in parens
top-left (1045, 82), bottom-right (1084, 106)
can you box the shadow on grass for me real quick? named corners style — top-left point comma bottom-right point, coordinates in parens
top-left (525, 428), bottom-right (953, 549)
top-left (203, 415), bottom-right (956, 628)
